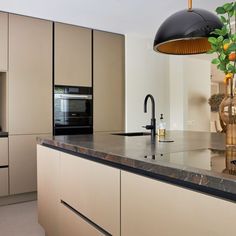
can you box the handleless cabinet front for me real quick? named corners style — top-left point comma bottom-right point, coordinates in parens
top-left (0, 137), bottom-right (8, 166)
top-left (60, 152), bottom-right (120, 236)
top-left (0, 12), bottom-right (8, 72)
top-left (0, 168), bottom-right (8, 197)
top-left (55, 22), bottom-right (92, 87)
top-left (8, 14), bottom-right (52, 135)
top-left (37, 145), bottom-right (60, 236)
top-left (93, 30), bottom-right (125, 132)
top-left (59, 203), bottom-right (106, 236)
top-left (121, 171), bottom-right (236, 236)
top-left (9, 134), bottom-right (40, 194)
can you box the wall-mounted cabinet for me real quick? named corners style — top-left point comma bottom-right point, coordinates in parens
top-left (93, 30), bottom-right (125, 132)
top-left (0, 12), bottom-right (8, 72)
top-left (8, 14), bottom-right (52, 135)
top-left (55, 23), bottom-right (92, 87)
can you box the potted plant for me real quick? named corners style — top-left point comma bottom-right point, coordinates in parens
top-left (208, 2), bottom-right (236, 146)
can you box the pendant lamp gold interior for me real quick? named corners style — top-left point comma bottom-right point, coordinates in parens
top-left (153, 0), bottom-right (223, 55)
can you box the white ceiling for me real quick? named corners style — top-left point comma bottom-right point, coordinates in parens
top-left (0, 0), bottom-right (227, 37)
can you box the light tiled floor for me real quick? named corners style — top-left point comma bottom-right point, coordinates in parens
top-left (0, 201), bottom-right (45, 236)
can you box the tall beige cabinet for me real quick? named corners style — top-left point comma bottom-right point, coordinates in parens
top-left (8, 14), bottom-right (52, 194)
top-left (93, 30), bottom-right (125, 132)
top-left (54, 23), bottom-right (92, 86)
top-left (0, 12), bottom-right (8, 72)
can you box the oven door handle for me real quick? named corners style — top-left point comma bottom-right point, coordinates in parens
top-left (55, 94), bottom-right (92, 99)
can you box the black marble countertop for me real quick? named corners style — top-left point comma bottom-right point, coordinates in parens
top-left (0, 132), bottom-right (8, 138)
top-left (37, 131), bottom-right (236, 201)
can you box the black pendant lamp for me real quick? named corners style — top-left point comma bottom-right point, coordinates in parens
top-left (153, 0), bottom-right (223, 55)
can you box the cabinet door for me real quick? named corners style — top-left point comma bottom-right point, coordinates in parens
top-left (0, 12), bottom-right (8, 71)
top-left (55, 22), bottom-right (92, 87)
top-left (0, 168), bottom-right (8, 196)
top-left (60, 152), bottom-right (120, 236)
top-left (93, 30), bottom-right (125, 132)
top-left (59, 203), bottom-right (106, 236)
top-left (9, 14), bottom-right (52, 135)
top-left (9, 134), bottom-right (49, 194)
top-left (37, 145), bottom-right (60, 236)
top-left (121, 171), bottom-right (236, 236)
top-left (0, 137), bottom-right (8, 166)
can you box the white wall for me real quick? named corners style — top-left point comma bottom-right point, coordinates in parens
top-left (169, 56), bottom-right (211, 132)
top-left (125, 34), bottom-right (169, 132)
top-left (184, 57), bottom-right (211, 131)
top-left (169, 56), bottom-right (185, 130)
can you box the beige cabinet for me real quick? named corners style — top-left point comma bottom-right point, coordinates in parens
top-left (8, 14), bottom-right (52, 135)
top-left (0, 12), bottom-right (8, 71)
top-left (121, 170), bottom-right (236, 236)
top-left (9, 134), bottom-right (42, 194)
top-left (0, 137), bottom-right (8, 166)
top-left (37, 145), bottom-right (60, 236)
top-left (60, 152), bottom-right (120, 236)
top-left (59, 203), bottom-right (106, 236)
top-left (0, 168), bottom-right (8, 196)
top-left (0, 73), bottom-right (8, 132)
top-left (93, 30), bottom-right (125, 132)
top-left (55, 22), bottom-right (92, 86)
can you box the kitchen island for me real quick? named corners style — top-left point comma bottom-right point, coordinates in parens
top-left (37, 131), bottom-right (236, 236)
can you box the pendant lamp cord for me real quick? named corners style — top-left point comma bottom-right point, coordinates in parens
top-left (188, 0), bottom-right (192, 11)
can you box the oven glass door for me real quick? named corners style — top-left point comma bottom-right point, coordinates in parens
top-left (55, 95), bottom-right (92, 127)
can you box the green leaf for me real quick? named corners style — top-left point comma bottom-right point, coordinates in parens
top-left (210, 29), bottom-right (222, 36)
top-left (232, 34), bottom-right (236, 41)
top-left (229, 9), bottom-right (234, 17)
top-left (211, 58), bottom-right (220, 64)
top-left (228, 43), bottom-right (236, 52)
top-left (223, 2), bottom-right (233, 11)
top-left (220, 16), bottom-right (227, 23)
top-left (221, 26), bottom-right (229, 36)
top-left (223, 39), bottom-right (230, 45)
top-left (227, 63), bottom-right (235, 72)
top-left (211, 44), bottom-right (218, 51)
top-left (219, 64), bottom-right (226, 72)
top-left (220, 53), bottom-right (226, 61)
top-left (216, 6), bottom-right (226, 14)
top-left (208, 37), bottom-right (218, 45)
top-left (217, 36), bottom-right (224, 42)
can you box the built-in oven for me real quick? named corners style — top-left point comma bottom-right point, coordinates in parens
top-left (54, 86), bottom-right (93, 135)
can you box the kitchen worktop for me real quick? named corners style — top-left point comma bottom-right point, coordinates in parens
top-left (0, 131), bottom-right (8, 138)
top-left (37, 131), bottom-right (236, 201)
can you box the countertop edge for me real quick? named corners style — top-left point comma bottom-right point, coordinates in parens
top-left (37, 136), bottom-right (236, 202)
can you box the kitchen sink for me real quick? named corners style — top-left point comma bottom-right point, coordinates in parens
top-left (112, 132), bottom-right (151, 136)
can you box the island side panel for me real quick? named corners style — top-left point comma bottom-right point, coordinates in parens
top-left (37, 145), bottom-right (60, 236)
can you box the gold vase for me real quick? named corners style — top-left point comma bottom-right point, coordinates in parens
top-left (219, 76), bottom-right (236, 147)
top-left (224, 148), bottom-right (236, 175)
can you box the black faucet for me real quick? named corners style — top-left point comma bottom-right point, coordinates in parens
top-left (143, 94), bottom-right (156, 141)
